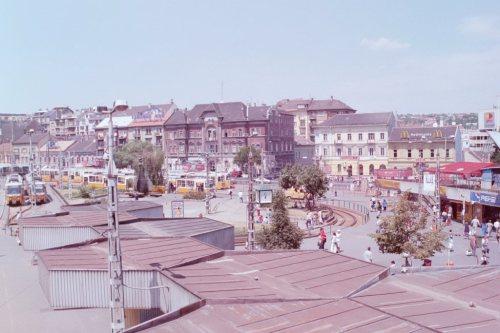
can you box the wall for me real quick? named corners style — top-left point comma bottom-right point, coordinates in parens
top-left (192, 227), bottom-right (234, 250)
top-left (21, 226), bottom-right (100, 251)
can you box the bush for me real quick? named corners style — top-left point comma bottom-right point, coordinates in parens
top-left (79, 186), bottom-right (91, 199)
top-left (182, 191), bottom-right (206, 200)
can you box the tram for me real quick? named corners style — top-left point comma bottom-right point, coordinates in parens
top-left (5, 181), bottom-right (24, 206)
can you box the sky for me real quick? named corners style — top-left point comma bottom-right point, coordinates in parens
top-left (1, 0), bottom-right (500, 114)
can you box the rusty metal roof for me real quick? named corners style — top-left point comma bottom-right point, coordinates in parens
top-left (37, 237), bottom-right (224, 270)
top-left (124, 218), bottom-right (233, 237)
top-left (19, 210), bottom-right (139, 227)
top-left (167, 250), bottom-right (387, 301)
top-left (141, 299), bottom-right (428, 333)
top-left (351, 268), bottom-right (500, 332)
top-left (61, 200), bottom-right (162, 212)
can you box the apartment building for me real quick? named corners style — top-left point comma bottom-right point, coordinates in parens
top-left (164, 102), bottom-right (294, 174)
top-left (47, 107), bottom-right (77, 138)
top-left (276, 97), bottom-right (356, 141)
top-left (313, 112), bottom-right (396, 176)
top-left (388, 126), bottom-right (463, 170)
top-left (12, 132), bottom-right (49, 165)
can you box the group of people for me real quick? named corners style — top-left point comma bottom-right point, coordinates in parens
top-left (318, 227), bottom-right (342, 253)
top-left (370, 196), bottom-right (387, 213)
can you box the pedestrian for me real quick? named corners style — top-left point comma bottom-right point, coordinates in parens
top-left (447, 232), bottom-right (454, 252)
top-left (389, 260), bottom-right (396, 275)
top-left (496, 228), bottom-right (500, 246)
top-left (318, 227), bottom-right (327, 250)
top-left (471, 216), bottom-right (479, 235)
top-left (376, 200), bottom-right (382, 213)
top-left (464, 221), bottom-right (470, 239)
top-left (228, 189), bottom-right (233, 199)
top-left (238, 191), bottom-right (243, 203)
top-left (470, 234), bottom-right (477, 257)
top-left (481, 222), bottom-right (488, 238)
top-left (363, 247), bottom-right (373, 263)
top-left (330, 230), bottom-right (341, 253)
top-left (382, 198), bottom-right (387, 212)
top-left (494, 219), bottom-right (500, 232)
top-left (486, 220), bottom-right (493, 238)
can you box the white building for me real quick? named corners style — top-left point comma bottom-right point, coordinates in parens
top-left (313, 112), bottom-right (396, 176)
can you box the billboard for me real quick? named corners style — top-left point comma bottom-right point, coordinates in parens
top-left (423, 172), bottom-right (435, 192)
top-left (484, 111), bottom-right (495, 129)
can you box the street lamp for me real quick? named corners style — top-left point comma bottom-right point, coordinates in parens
top-left (28, 129), bottom-right (36, 207)
top-left (99, 99), bottom-right (128, 333)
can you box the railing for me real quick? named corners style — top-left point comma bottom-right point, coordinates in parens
top-left (318, 198), bottom-right (370, 224)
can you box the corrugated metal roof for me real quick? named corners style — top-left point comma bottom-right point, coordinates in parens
top-left (61, 200), bottom-right (162, 213)
top-left (168, 251), bottom-right (387, 300)
top-left (141, 299), bottom-right (426, 333)
top-left (127, 218), bottom-right (233, 237)
top-left (38, 237), bottom-right (224, 271)
top-left (352, 268), bottom-right (500, 332)
top-left (19, 210), bottom-right (139, 227)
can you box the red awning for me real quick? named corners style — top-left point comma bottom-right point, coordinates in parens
top-left (426, 162), bottom-right (494, 178)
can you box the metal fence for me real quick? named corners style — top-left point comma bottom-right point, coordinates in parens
top-left (319, 198), bottom-right (370, 224)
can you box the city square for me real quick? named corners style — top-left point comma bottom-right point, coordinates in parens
top-left (1, 1), bottom-right (500, 333)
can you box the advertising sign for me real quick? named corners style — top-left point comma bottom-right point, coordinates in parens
top-left (470, 191), bottom-right (500, 207)
top-left (423, 172), bottom-right (435, 192)
top-left (171, 200), bottom-right (185, 218)
top-left (484, 111), bottom-right (495, 129)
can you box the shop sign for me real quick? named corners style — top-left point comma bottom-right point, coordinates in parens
top-left (470, 191), bottom-right (500, 207)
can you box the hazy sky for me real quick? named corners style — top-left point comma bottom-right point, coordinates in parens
top-left (1, 0), bottom-right (500, 114)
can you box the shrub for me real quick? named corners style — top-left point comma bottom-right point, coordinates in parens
top-left (182, 191), bottom-right (206, 200)
top-left (79, 186), bottom-right (91, 199)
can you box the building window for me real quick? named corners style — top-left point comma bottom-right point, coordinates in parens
top-left (146, 128), bottom-right (152, 135)
top-left (323, 148), bottom-right (328, 156)
top-left (358, 148), bottom-right (363, 155)
top-left (407, 149), bottom-right (412, 158)
top-left (446, 149), bottom-right (450, 158)
top-left (238, 129), bottom-right (243, 137)
top-left (419, 149), bottom-right (423, 158)
top-left (347, 148), bottom-right (352, 156)
top-left (393, 150), bottom-right (397, 158)
top-left (347, 133), bottom-right (352, 141)
top-left (337, 148), bottom-right (342, 156)
top-left (430, 149), bottom-right (435, 158)
top-left (299, 119), bottom-right (306, 127)
top-left (358, 133), bottom-right (363, 140)
top-left (369, 148), bottom-right (374, 156)
top-left (337, 164), bottom-right (341, 173)
top-left (323, 133), bottom-right (327, 142)
top-left (336, 134), bottom-right (341, 141)
top-left (380, 133), bottom-right (385, 140)
top-left (380, 148), bottom-right (385, 156)
top-left (368, 133), bottom-right (375, 140)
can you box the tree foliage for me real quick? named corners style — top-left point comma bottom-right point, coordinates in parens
top-left (491, 148), bottom-right (500, 164)
top-left (370, 192), bottom-right (446, 260)
top-left (233, 146), bottom-right (262, 171)
top-left (257, 190), bottom-right (303, 249)
top-left (114, 141), bottom-right (165, 186)
top-left (279, 164), bottom-right (328, 209)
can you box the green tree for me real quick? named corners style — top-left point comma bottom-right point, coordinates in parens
top-left (491, 148), bottom-right (500, 164)
top-left (114, 141), bottom-right (165, 186)
top-left (233, 146), bottom-right (262, 172)
top-left (257, 190), bottom-right (303, 249)
top-left (370, 192), bottom-right (446, 260)
top-left (279, 164), bottom-right (328, 209)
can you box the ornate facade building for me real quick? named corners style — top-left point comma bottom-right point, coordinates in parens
top-left (164, 102), bottom-right (294, 174)
top-left (313, 112), bottom-right (396, 176)
top-left (276, 97), bottom-right (356, 141)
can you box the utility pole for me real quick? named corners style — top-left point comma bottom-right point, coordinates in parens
top-left (435, 147), bottom-right (441, 224)
top-left (28, 129), bottom-right (35, 207)
top-left (101, 100), bottom-right (128, 333)
top-left (247, 149), bottom-right (255, 250)
top-left (205, 153), bottom-right (210, 215)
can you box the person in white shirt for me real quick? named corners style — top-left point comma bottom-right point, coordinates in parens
top-left (238, 191), bottom-right (243, 203)
top-left (363, 247), bottom-right (373, 263)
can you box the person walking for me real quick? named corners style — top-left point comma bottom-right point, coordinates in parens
top-left (470, 234), bottom-right (477, 257)
top-left (494, 219), bottom-right (500, 232)
top-left (481, 222), bottom-right (488, 238)
top-left (238, 191), bottom-right (243, 203)
top-left (382, 198), bottom-right (387, 212)
top-left (228, 189), bottom-right (233, 200)
top-left (471, 216), bottom-right (479, 235)
top-left (486, 220), bottom-right (493, 238)
top-left (330, 230), bottom-right (341, 253)
top-left (363, 247), bottom-right (373, 263)
top-left (464, 221), bottom-right (470, 239)
top-left (318, 227), bottom-right (327, 250)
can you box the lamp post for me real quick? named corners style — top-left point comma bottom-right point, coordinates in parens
top-left (28, 129), bottom-right (36, 207)
top-left (247, 149), bottom-right (255, 250)
top-left (100, 100), bottom-right (128, 333)
top-left (203, 153), bottom-right (210, 215)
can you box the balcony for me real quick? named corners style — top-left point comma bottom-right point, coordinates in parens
top-left (367, 138), bottom-right (376, 144)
